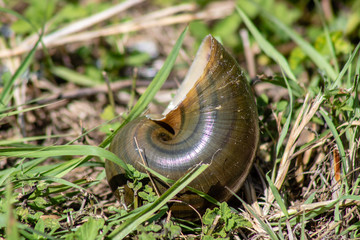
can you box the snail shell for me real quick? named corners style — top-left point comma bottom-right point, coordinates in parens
top-left (105, 35), bottom-right (259, 216)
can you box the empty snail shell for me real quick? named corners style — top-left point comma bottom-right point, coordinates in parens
top-left (105, 35), bottom-right (259, 217)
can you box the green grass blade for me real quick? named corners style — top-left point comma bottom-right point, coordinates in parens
top-left (236, 6), bottom-right (300, 90)
top-left (17, 222), bottom-right (57, 240)
top-left (261, 9), bottom-right (337, 81)
top-left (98, 26), bottom-right (188, 149)
top-left (11, 176), bottom-right (86, 191)
top-left (319, 108), bottom-right (346, 165)
top-left (66, 27), bottom-right (188, 179)
top-left (108, 163), bottom-right (209, 239)
top-left (0, 102), bottom-right (69, 119)
top-left (0, 134), bottom-right (71, 146)
top-left (275, 73), bottom-right (293, 157)
top-left (0, 8), bottom-right (38, 31)
top-left (0, 37), bottom-right (41, 111)
top-left (300, 212), bottom-right (306, 240)
top-left (5, 179), bottom-right (19, 240)
top-left (142, 163), bottom-right (220, 206)
top-left (51, 66), bottom-right (100, 87)
top-left (339, 194), bottom-right (360, 201)
top-left (331, 42), bottom-right (360, 90)
top-left (0, 145), bottom-right (130, 176)
top-left (266, 175), bottom-right (289, 218)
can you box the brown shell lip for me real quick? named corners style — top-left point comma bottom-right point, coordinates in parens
top-left (160, 34), bottom-right (214, 117)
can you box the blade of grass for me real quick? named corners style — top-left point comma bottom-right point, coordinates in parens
top-left (51, 66), bottom-right (100, 87)
top-left (99, 26), bottom-right (188, 149)
top-left (319, 108), bottom-right (346, 167)
top-left (0, 8), bottom-right (38, 31)
top-left (0, 37), bottom-right (42, 111)
top-left (331, 42), bottom-right (360, 90)
top-left (58, 27), bottom-right (188, 179)
top-left (44, 27), bottom-right (189, 180)
top-left (0, 103), bottom-right (72, 120)
top-left (340, 221), bottom-right (360, 236)
top-left (5, 179), bottom-right (19, 240)
top-left (142, 163), bottom-right (220, 206)
top-left (10, 176), bottom-right (87, 192)
top-left (276, 72), bottom-right (293, 158)
top-left (17, 222), bottom-right (57, 240)
top-left (236, 6), bottom-right (303, 97)
top-left (0, 134), bottom-right (72, 146)
top-left (266, 175), bottom-right (289, 218)
top-left (300, 212), bottom-right (306, 240)
top-left (0, 145), bottom-right (130, 176)
top-left (108, 163), bottom-right (209, 239)
top-left (256, 6), bottom-right (337, 81)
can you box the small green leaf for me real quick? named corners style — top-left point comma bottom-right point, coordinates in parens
top-left (33, 218), bottom-right (45, 239)
top-left (164, 221), bottom-right (181, 238)
top-left (100, 105), bottom-right (116, 120)
top-left (76, 217), bottom-right (105, 240)
top-left (34, 197), bottom-right (48, 209)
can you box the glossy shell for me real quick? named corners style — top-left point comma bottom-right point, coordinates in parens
top-left (105, 35), bottom-right (259, 216)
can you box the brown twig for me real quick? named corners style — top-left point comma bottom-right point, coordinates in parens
top-left (133, 136), bottom-right (161, 197)
top-left (35, 80), bottom-right (177, 105)
top-left (240, 29), bottom-right (256, 79)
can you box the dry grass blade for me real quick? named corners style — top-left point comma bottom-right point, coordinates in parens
top-left (269, 199), bottom-right (360, 220)
top-left (0, 1), bottom-right (234, 58)
top-left (41, 1), bottom-right (235, 48)
top-left (35, 79), bottom-right (177, 105)
top-left (314, 206), bottom-right (358, 240)
top-left (266, 94), bottom-right (324, 210)
top-left (0, 0), bottom-right (144, 58)
top-left (43, 0), bottom-right (144, 42)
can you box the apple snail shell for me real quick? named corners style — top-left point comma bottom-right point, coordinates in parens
top-left (105, 35), bottom-right (259, 216)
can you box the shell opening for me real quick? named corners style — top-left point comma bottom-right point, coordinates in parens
top-left (154, 120), bottom-right (175, 142)
top-left (154, 121), bottom-right (175, 135)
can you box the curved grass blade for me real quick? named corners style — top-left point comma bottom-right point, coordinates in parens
top-left (0, 8), bottom-right (38, 32)
top-left (0, 134), bottom-right (71, 146)
top-left (51, 66), bottom-right (100, 87)
top-left (236, 6), bottom-right (303, 98)
top-left (319, 108), bottom-right (346, 167)
top-left (99, 27), bottom-right (188, 149)
top-left (142, 163), bottom-right (220, 206)
top-left (60, 27), bottom-right (189, 179)
top-left (266, 175), bottom-right (289, 218)
top-left (0, 145), bottom-right (130, 176)
top-left (275, 73), bottom-right (293, 158)
top-left (259, 7), bottom-right (337, 81)
top-left (0, 37), bottom-right (42, 111)
top-left (331, 42), bottom-right (360, 90)
top-left (10, 176), bottom-right (87, 192)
